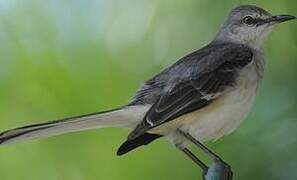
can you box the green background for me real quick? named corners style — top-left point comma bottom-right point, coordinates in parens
top-left (0, 0), bottom-right (296, 180)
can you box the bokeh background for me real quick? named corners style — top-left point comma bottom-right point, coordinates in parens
top-left (0, 0), bottom-right (296, 180)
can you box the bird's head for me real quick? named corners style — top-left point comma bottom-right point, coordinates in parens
top-left (215, 5), bottom-right (296, 47)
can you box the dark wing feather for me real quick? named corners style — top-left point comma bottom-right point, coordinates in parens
top-left (128, 42), bottom-right (253, 140)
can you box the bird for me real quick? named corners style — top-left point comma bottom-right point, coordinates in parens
top-left (0, 5), bottom-right (295, 179)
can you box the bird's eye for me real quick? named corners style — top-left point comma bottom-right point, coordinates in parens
top-left (242, 16), bottom-right (255, 25)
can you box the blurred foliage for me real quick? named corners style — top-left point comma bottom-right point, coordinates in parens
top-left (0, 0), bottom-right (296, 180)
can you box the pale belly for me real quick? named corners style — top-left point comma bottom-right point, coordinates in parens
top-left (181, 83), bottom-right (257, 142)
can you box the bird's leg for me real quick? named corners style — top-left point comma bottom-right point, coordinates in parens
top-left (177, 129), bottom-right (233, 180)
top-left (177, 129), bottom-right (223, 162)
top-left (175, 144), bottom-right (208, 173)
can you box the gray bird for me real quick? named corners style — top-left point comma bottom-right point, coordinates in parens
top-left (0, 5), bottom-right (295, 179)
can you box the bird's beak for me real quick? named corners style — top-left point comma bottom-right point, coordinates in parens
top-left (270, 15), bottom-right (296, 23)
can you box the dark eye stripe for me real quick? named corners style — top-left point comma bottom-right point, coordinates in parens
top-left (242, 16), bottom-right (269, 26)
top-left (255, 18), bottom-right (269, 26)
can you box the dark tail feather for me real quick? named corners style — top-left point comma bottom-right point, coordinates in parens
top-left (117, 133), bottom-right (162, 156)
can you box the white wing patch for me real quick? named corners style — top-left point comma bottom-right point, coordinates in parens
top-left (201, 92), bottom-right (221, 100)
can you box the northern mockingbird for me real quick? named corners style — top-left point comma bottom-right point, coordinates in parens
top-left (0, 5), bottom-right (295, 179)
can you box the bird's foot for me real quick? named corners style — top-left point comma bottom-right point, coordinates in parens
top-left (203, 160), bottom-right (233, 180)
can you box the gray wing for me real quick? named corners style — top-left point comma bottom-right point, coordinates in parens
top-left (128, 42), bottom-right (253, 140)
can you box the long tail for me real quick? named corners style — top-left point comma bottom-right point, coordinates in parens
top-left (0, 106), bottom-right (145, 145)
